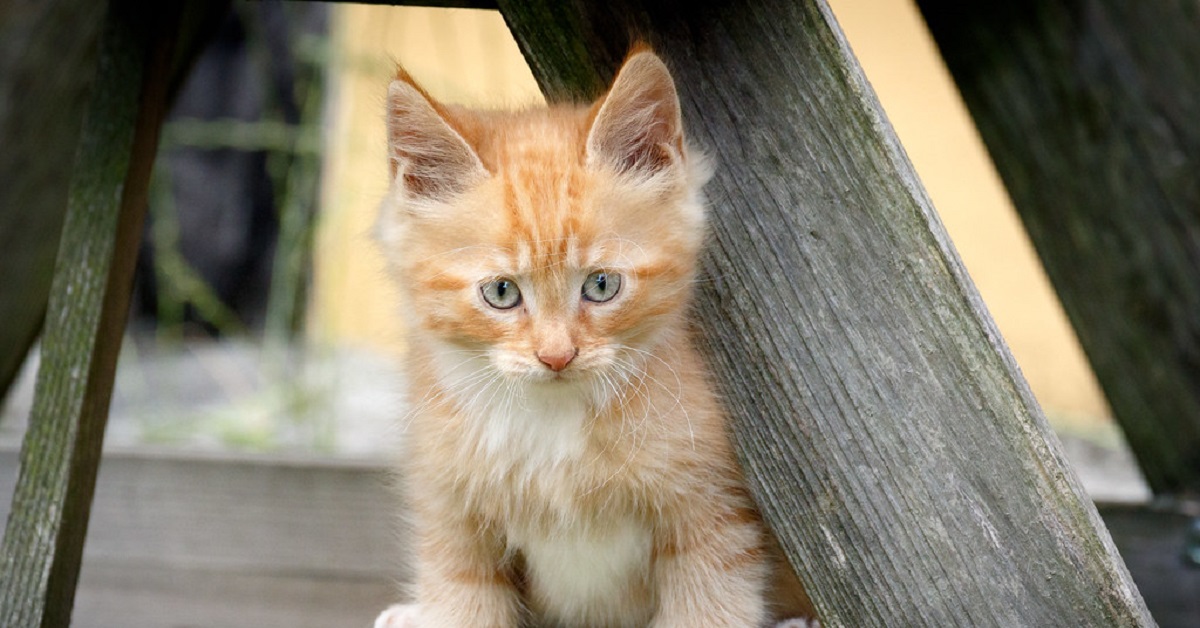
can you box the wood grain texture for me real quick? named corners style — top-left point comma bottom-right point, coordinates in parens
top-left (498, 1), bottom-right (1154, 626)
top-left (0, 447), bottom-right (402, 628)
top-left (0, 2), bottom-right (179, 625)
top-left (916, 0), bottom-right (1200, 497)
top-left (0, 446), bottom-right (1190, 626)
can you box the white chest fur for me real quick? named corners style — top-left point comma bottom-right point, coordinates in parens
top-left (464, 380), bottom-right (654, 623)
top-left (512, 517), bottom-right (653, 625)
top-left (475, 382), bottom-right (591, 469)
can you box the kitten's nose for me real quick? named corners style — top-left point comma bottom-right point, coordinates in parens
top-left (537, 347), bottom-right (577, 372)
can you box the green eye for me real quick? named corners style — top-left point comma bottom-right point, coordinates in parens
top-left (481, 278), bottom-right (521, 309)
top-left (582, 271), bottom-right (622, 303)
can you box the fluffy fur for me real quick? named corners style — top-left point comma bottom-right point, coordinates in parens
top-left (375, 49), bottom-right (816, 628)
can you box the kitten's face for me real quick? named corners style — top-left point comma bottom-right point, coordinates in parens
top-left (380, 51), bottom-right (706, 391)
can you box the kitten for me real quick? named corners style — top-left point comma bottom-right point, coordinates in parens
top-left (374, 47), bottom-right (818, 628)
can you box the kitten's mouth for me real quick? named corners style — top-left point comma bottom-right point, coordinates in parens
top-left (534, 365), bottom-right (585, 383)
top-left (542, 369), bottom-right (573, 382)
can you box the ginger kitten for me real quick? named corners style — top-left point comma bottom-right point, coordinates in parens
top-left (374, 48), bottom-right (817, 628)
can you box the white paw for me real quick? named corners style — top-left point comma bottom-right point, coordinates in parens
top-left (775, 619), bottom-right (820, 628)
top-left (375, 603), bottom-right (421, 628)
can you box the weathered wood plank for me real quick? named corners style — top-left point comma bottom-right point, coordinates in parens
top-left (0, 0), bottom-right (105, 401)
top-left (0, 447), bottom-right (401, 628)
top-left (0, 2), bottom-right (181, 625)
top-left (65, 451), bottom-right (401, 578)
top-left (4, 445), bottom-right (1191, 627)
top-left (498, 2), bottom-right (1153, 626)
top-left (916, 0), bottom-right (1200, 497)
top-left (74, 562), bottom-right (392, 628)
top-left (0, 1), bottom-right (225, 403)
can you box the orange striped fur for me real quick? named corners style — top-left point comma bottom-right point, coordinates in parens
top-left (375, 49), bottom-right (816, 628)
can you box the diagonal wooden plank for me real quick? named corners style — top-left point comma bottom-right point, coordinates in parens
top-left (0, 1), bottom-right (182, 625)
top-left (498, 1), bottom-right (1154, 626)
top-left (0, 0), bottom-right (227, 404)
top-left (0, 0), bottom-right (106, 403)
top-left (916, 0), bottom-right (1200, 497)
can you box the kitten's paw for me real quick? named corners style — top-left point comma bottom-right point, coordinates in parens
top-left (374, 603), bottom-right (421, 628)
top-left (775, 619), bottom-right (820, 628)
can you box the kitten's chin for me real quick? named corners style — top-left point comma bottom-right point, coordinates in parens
top-left (521, 366), bottom-right (588, 386)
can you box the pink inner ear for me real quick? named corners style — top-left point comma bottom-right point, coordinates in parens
top-left (387, 80), bottom-right (485, 199)
top-left (587, 52), bottom-right (684, 175)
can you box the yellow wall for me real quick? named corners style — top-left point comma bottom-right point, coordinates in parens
top-left (312, 2), bottom-right (1111, 428)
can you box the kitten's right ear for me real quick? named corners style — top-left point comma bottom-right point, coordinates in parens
top-left (387, 74), bottom-right (487, 201)
top-left (586, 50), bottom-right (684, 177)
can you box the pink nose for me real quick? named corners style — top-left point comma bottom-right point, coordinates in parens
top-left (537, 348), bottom-right (577, 372)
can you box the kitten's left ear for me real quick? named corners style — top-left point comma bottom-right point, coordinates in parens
top-left (586, 50), bottom-right (684, 176)
top-left (387, 72), bottom-right (487, 201)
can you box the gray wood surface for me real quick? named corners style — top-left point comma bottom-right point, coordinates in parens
top-left (2, 444), bottom-right (1190, 627)
top-left (916, 0), bottom-right (1200, 497)
top-left (0, 2), bottom-right (180, 625)
top-left (0, 446), bottom-right (402, 628)
top-left (498, 1), bottom-right (1154, 626)
top-left (7, 444), bottom-right (1199, 628)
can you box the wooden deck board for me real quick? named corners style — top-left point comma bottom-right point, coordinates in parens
top-left (74, 561), bottom-right (393, 628)
top-left (1, 446), bottom-right (407, 627)
top-left (2, 445), bottom-right (1193, 626)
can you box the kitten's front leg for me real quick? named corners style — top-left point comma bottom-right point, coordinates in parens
top-left (406, 506), bottom-right (520, 628)
top-left (651, 505), bottom-right (771, 628)
top-left (375, 603), bottom-right (420, 628)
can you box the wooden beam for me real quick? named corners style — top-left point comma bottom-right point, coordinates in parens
top-left (498, 1), bottom-right (1154, 625)
top-left (0, 1), bottom-right (181, 625)
top-left (915, 0), bottom-right (1200, 497)
top-left (0, 0), bottom-right (224, 403)
top-left (0, 0), bottom-right (105, 401)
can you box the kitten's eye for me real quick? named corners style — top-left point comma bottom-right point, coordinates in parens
top-left (582, 271), bottom-right (622, 303)
top-left (481, 278), bottom-right (522, 309)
